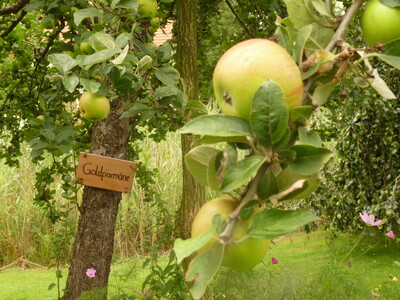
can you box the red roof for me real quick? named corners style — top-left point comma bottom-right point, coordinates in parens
top-left (153, 21), bottom-right (174, 46)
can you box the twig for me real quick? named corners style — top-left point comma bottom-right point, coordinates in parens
top-left (219, 162), bottom-right (270, 243)
top-left (225, 0), bottom-right (256, 38)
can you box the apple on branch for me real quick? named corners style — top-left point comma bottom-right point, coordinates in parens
top-left (79, 92), bottom-right (110, 122)
top-left (213, 38), bottom-right (304, 121)
top-left (191, 197), bottom-right (270, 272)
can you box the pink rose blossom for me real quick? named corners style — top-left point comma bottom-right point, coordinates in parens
top-left (271, 257), bottom-right (279, 264)
top-left (86, 268), bottom-right (96, 278)
top-left (359, 212), bottom-right (383, 226)
top-left (387, 230), bottom-right (395, 239)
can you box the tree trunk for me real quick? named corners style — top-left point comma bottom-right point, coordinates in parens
top-left (175, 1), bottom-right (213, 299)
top-left (64, 96), bottom-right (133, 299)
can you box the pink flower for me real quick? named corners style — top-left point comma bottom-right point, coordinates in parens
top-left (359, 212), bottom-right (383, 226)
top-left (86, 268), bottom-right (96, 278)
top-left (271, 257), bottom-right (279, 264)
top-left (371, 291), bottom-right (380, 297)
top-left (387, 230), bottom-right (395, 239)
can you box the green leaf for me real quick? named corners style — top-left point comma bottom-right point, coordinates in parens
top-left (220, 156), bottom-right (266, 192)
top-left (294, 24), bottom-right (312, 64)
top-left (74, 8), bottom-right (104, 26)
top-left (257, 168), bottom-right (279, 200)
top-left (80, 78), bottom-right (101, 93)
top-left (284, 0), bottom-right (315, 27)
top-left (186, 244), bottom-right (223, 300)
top-left (384, 40), bottom-right (400, 56)
top-left (174, 229), bottom-right (214, 264)
top-left (276, 167), bottom-right (320, 200)
top-left (118, 0), bottom-right (139, 9)
top-left (55, 127), bottom-right (75, 144)
top-left (288, 144), bottom-right (331, 175)
top-left (40, 128), bottom-right (55, 141)
top-left (115, 32), bottom-right (132, 48)
top-left (48, 54), bottom-right (78, 74)
top-left (83, 48), bottom-right (121, 66)
top-left (179, 115), bottom-right (252, 137)
top-left (290, 106), bottom-right (314, 125)
top-left (48, 283), bottom-right (56, 291)
top-left (154, 67), bottom-right (180, 85)
top-left (89, 32), bottom-right (115, 51)
top-left (248, 209), bottom-right (319, 239)
top-left (155, 86), bottom-right (180, 99)
top-left (312, 81), bottom-right (336, 106)
top-left (250, 81), bottom-right (289, 148)
top-left (375, 54), bottom-right (400, 71)
top-left (193, 135), bottom-right (249, 147)
top-left (62, 75), bottom-right (79, 93)
top-left (185, 146), bottom-right (222, 191)
top-left (298, 127), bottom-right (322, 146)
top-left (111, 44), bottom-right (129, 65)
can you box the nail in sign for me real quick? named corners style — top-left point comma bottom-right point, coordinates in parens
top-left (76, 152), bottom-right (136, 193)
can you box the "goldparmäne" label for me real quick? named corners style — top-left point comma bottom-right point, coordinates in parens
top-left (76, 152), bottom-right (136, 193)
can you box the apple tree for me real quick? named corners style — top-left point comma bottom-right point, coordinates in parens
top-left (1, 0), bottom-right (183, 298)
top-left (173, 0), bottom-right (400, 298)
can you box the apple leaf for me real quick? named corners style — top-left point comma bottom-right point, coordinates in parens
top-left (294, 24), bottom-right (312, 64)
top-left (173, 229), bottom-right (214, 264)
top-left (89, 32), bottom-right (115, 51)
top-left (290, 106), bottom-right (314, 125)
top-left (179, 115), bottom-right (252, 137)
top-left (186, 244), bottom-right (224, 300)
top-left (185, 146), bottom-right (222, 191)
top-left (73, 8), bottom-right (104, 26)
top-left (193, 135), bottom-right (249, 147)
top-left (276, 167), bottom-right (320, 200)
top-left (380, 0), bottom-right (400, 8)
top-left (82, 48), bottom-right (121, 67)
top-left (111, 44), bottom-right (129, 65)
top-left (257, 168), bottom-right (279, 201)
top-left (284, 0), bottom-right (315, 27)
top-left (80, 78), bottom-right (101, 94)
top-left (312, 81), bottom-right (336, 106)
top-left (62, 75), bottom-right (79, 93)
top-left (247, 209), bottom-right (319, 239)
top-left (298, 127), bottom-right (322, 146)
top-left (154, 67), bottom-right (180, 85)
top-left (118, 0), bottom-right (139, 9)
top-left (374, 54), bottom-right (400, 71)
top-left (288, 144), bottom-right (332, 175)
top-left (250, 81), bottom-right (289, 148)
top-left (48, 54), bottom-right (78, 74)
top-left (384, 40), bottom-right (400, 56)
top-left (220, 156), bottom-right (266, 192)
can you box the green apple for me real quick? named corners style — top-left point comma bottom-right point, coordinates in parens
top-left (79, 92), bottom-right (110, 122)
top-left (362, 0), bottom-right (400, 47)
top-left (42, 15), bottom-right (56, 29)
top-left (213, 38), bottom-right (304, 121)
top-left (191, 197), bottom-right (270, 272)
top-left (80, 42), bottom-right (95, 55)
top-left (138, 0), bottom-right (158, 20)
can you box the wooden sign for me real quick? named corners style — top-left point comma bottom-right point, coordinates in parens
top-left (76, 152), bottom-right (136, 193)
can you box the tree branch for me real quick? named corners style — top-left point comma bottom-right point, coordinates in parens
top-left (0, 10), bottom-right (27, 38)
top-left (219, 162), bottom-right (270, 243)
top-left (0, 0), bottom-right (30, 15)
top-left (325, 0), bottom-right (365, 52)
top-left (225, 0), bottom-right (256, 38)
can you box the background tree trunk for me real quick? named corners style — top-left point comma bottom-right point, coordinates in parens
top-left (175, 1), bottom-right (213, 299)
top-left (64, 96), bottom-right (133, 299)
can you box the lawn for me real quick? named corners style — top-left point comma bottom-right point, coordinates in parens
top-left (0, 230), bottom-right (399, 300)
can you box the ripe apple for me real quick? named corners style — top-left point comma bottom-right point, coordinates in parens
top-left (213, 38), bottom-right (304, 121)
top-left (79, 92), bottom-right (110, 122)
top-left (138, 0), bottom-right (158, 20)
top-left (191, 197), bottom-right (270, 272)
top-left (361, 0), bottom-right (400, 47)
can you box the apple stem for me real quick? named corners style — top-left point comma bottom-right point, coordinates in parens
top-left (219, 162), bottom-right (270, 244)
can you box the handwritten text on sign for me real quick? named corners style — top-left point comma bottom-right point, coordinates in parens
top-left (76, 152), bottom-right (136, 193)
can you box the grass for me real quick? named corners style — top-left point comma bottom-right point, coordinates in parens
top-left (0, 230), bottom-right (399, 300)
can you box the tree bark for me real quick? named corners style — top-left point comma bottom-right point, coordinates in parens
top-left (175, 1), bottom-right (213, 299)
top-left (63, 96), bottom-right (133, 299)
